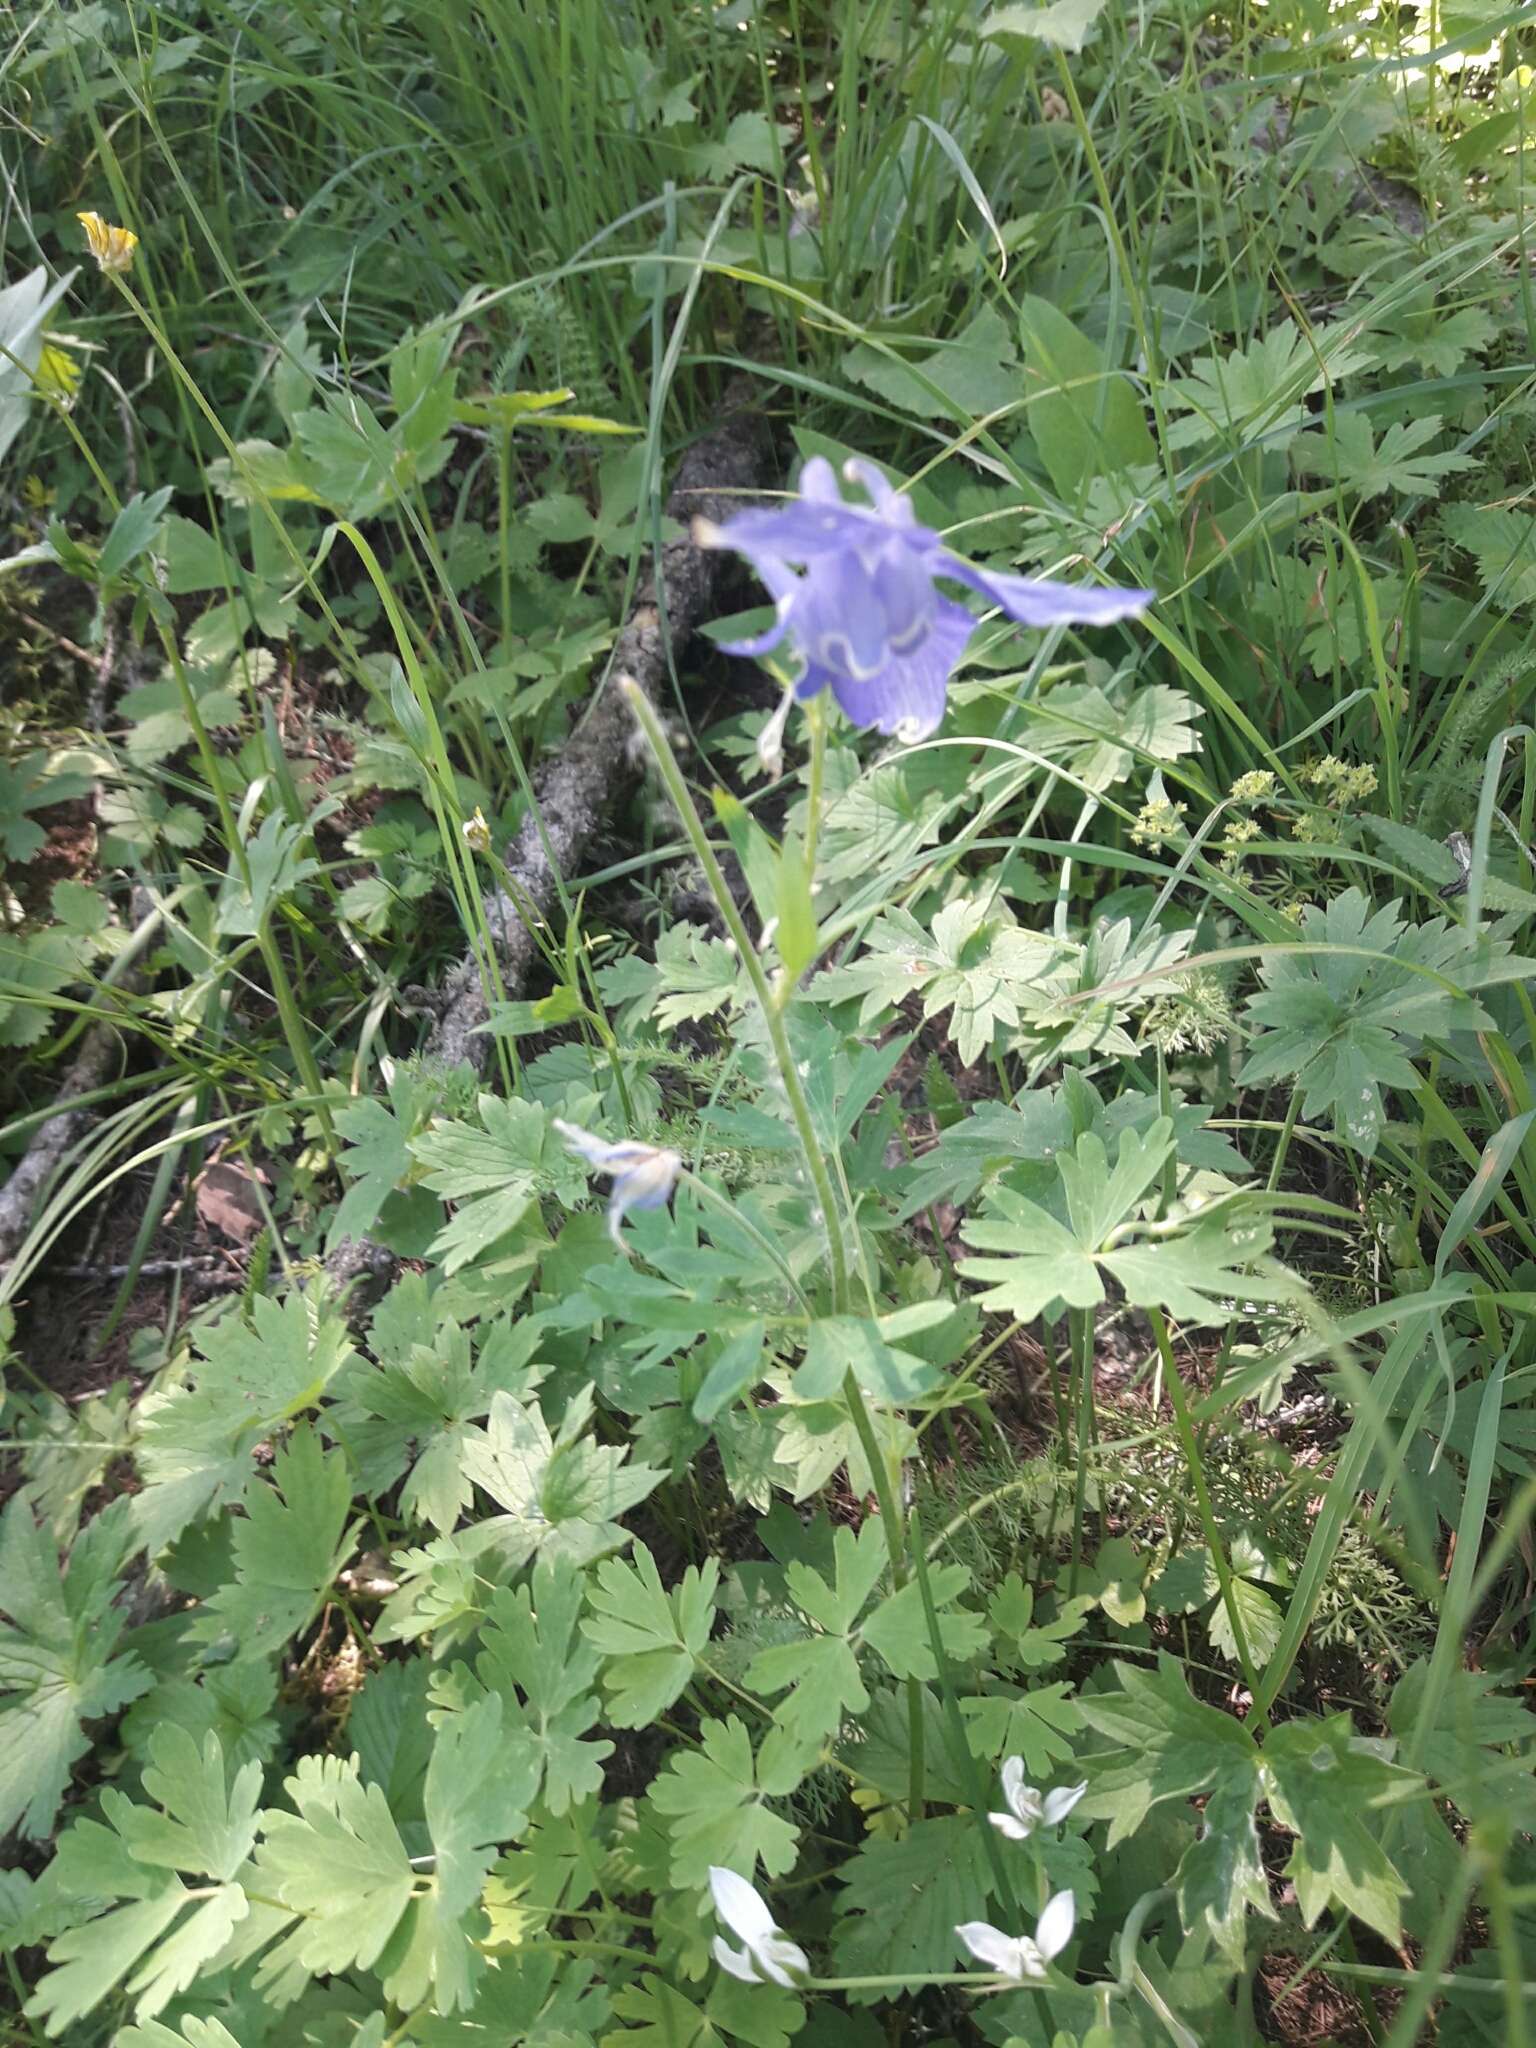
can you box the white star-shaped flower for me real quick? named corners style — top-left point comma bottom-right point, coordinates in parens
top-left (988, 1756), bottom-right (1087, 1841)
top-left (956, 1890), bottom-right (1075, 1983)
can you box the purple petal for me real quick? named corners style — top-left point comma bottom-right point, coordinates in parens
top-left (718, 554), bottom-right (800, 658)
top-left (788, 550), bottom-right (894, 681)
top-left (940, 553), bottom-right (1153, 628)
top-left (799, 456), bottom-right (841, 502)
top-left (842, 457), bottom-right (921, 534)
top-left (824, 595), bottom-right (976, 737)
top-left (702, 495), bottom-right (879, 566)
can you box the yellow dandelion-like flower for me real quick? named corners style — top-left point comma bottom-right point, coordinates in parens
top-left (36, 345), bottom-right (81, 403)
top-left (76, 211), bottom-right (138, 275)
top-left (461, 806), bottom-right (492, 854)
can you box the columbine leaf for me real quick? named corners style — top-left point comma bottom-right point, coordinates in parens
top-left (460, 1557), bottom-right (612, 1816)
top-left (0, 1497), bottom-right (151, 1839)
top-left (132, 1293), bottom-right (356, 1554)
top-left (745, 1524), bottom-right (887, 1743)
top-left (582, 1546), bottom-right (722, 1728)
top-left (460, 1386), bottom-right (664, 1570)
top-left (648, 1716), bottom-right (809, 1887)
top-left (382, 1696), bottom-right (536, 2015)
top-left (26, 1727), bottom-right (259, 2033)
top-left (190, 1425), bottom-right (357, 1661)
top-left (253, 1753), bottom-right (415, 1981)
top-left (959, 1680), bottom-right (1083, 1779)
top-left (815, 898), bottom-right (1036, 1068)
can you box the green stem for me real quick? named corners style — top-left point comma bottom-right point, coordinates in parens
top-left (622, 678), bottom-right (917, 1791)
top-left (621, 679), bottom-right (847, 1307)
top-left (1149, 1308), bottom-right (1266, 1721)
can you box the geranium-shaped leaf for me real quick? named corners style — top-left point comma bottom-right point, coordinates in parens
top-left (648, 1716), bottom-right (810, 1887)
top-left (1077, 1656), bottom-right (1268, 1961)
top-left (958, 1119), bottom-right (1174, 1319)
top-left (411, 1093), bottom-right (578, 1274)
top-left (132, 1292), bottom-right (357, 1555)
top-left (1022, 679), bottom-right (1201, 792)
top-left (1010, 917), bottom-right (1195, 1059)
top-left (814, 898), bottom-right (1040, 1067)
top-left (459, 1385), bottom-right (664, 1570)
top-left (327, 1298), bottom-right (548, 1531)
top-left (0, 1497), bottom-right (152, 1839)
top-left (1290, 412), bottom-right (1475, 500)
top-left (0, 750), bottom-right (94, 863)
top-left (831, 1816), bottom-right (995, 1983)
top-left (327, 1061), bottom-right (445, 1248)
top-left (190, 1426), bottom-right (357, 1661)
top-left (582, 1545), bottom-right (722, 1728)
top-left (1162, 320), bottom-right (1372, 451)
top-left (1238, 888), bottom-right (1529, 1155)
top-left (26, 1726), bottom-right (261, 2034)
top-left (607, 1972), bottom-right (805, 2048)
top-left (960, 1120), bottom-right (1304, 1325)
top-left (1262, 1716), bottom-right (1418, 1944)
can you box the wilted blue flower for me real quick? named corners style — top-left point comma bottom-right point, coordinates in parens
top-left (695, 456), bottom-right (1152, 739)
top-left (553, 1118), bottom-right (681, 1250)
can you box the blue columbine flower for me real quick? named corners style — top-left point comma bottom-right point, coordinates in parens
top-left (695, 456), bottom-right (1152, 740)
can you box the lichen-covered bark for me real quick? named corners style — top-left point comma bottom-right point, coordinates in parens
top-left (426, 387), bottom-right (770, 1071)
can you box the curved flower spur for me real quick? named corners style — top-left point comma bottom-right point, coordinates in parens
top-left (695, 456), bottom-right (1152, 740)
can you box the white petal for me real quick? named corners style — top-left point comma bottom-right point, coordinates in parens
top-left (999, 1754), bottom-right (1027, 1818)
top-left (1012, 1936), bottom-right (1047, 1982)
top-left (1035, 1889), bottom-right (1076, 1963)
top-left (552, 1117), bottom-right (618, 1167)
top-left (955, 1920), bottom-right (1024, 1976)
top-left (988, 1812), bottom-right (1032, 1841)
top-left (1042, 1781), bottom-right (1087, 1825)
top-left (756, 1933), bottom-right (810, 1988)
top-left (712, 1936), bottom-right (761, 1983)
top-left (709, 1866), bottom-right (775, 1945)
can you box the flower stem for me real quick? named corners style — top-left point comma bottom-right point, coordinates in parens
top-left (621, 677), bottom-right (916, 1790)
top-left (1148, 1307), bottom-right (1266, 1721)
top-left (620, 679), bottom-right (848, 1309)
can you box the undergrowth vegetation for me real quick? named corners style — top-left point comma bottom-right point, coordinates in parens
top-left (3, 1), bottom-right (1536, 2042)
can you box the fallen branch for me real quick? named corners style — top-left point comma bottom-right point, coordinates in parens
top-left (426, 386), bottom-right (770, 1070)
top-left (0, 1015), bottom-right (128, 1273)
